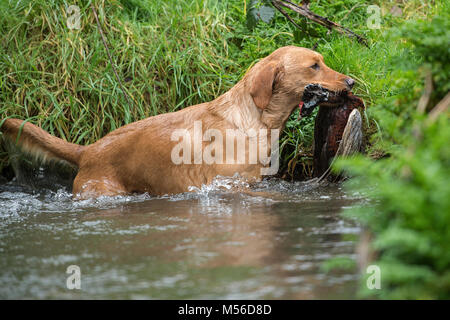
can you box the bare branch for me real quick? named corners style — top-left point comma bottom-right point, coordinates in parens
top-left (271, 0), bottom-right (369, 47)
top-left (417, 70), bottom-right (433, 114)
top-left (271, 0), bottom-right (304, 31)
top-left (428, 92), bottom-right (450, 124)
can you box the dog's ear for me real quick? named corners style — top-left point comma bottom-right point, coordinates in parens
top-left (250, 62), bottom-right (283, 110)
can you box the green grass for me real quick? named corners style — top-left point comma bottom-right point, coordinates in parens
top-left (1, 0), bottom-right (242, 142)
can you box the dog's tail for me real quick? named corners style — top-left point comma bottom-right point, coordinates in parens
top-left (0, 118), bottom-right (85, 167)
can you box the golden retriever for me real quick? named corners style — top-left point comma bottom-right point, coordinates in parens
top-left (1, 46), bottom-right (354, 198)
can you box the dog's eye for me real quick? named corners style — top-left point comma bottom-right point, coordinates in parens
top-left (310, 63), bottom-right (320, 70)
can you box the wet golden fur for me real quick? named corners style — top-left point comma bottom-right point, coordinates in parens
top-left (1, 46), bottom-right (353, 198)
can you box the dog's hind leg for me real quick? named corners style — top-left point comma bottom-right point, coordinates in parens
top-left (72, 174), bottom-right (127, 199)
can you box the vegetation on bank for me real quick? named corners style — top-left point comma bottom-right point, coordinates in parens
top-left (0, 0), bottom-right (448, 298)
top-left (335, 6), bottom-right (450, 299)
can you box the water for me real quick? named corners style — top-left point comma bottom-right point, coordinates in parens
top-left (0, 176), bottom-right (364, 299)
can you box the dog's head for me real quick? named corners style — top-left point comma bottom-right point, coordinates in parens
top-left (246, 46), bottom-right (354, 127)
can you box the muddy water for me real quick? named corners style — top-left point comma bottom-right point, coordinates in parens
top-left (0, 176), bottom-right (364, 299)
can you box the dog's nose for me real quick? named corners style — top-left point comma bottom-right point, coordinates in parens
top-left (345, 78), bottom-right (355, 89)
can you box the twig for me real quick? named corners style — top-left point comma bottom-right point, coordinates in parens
top-left (271, 0), bottom-right (369, 47)
top-left (271, 0), bottom-right (304, 31)
top-left (427, 92), bottom-right (450, 124)
top-left (91, 4), bottom-right (134, 110)
top-left (417, 70), bottom-right (433, 114)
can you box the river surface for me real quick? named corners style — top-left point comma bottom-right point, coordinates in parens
top-left (0, 176), bottom-right (364, 299)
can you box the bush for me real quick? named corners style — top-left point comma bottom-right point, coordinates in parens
top-left (335, 3), bottom-right (450, 299)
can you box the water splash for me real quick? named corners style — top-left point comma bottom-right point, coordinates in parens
top-left (0, 173), bottom-right (365, 218)
top-left (0, 181), bottom-right (152, 217)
